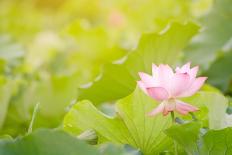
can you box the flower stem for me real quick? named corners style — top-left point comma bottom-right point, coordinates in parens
top-left (28, 102), bottom-right (40, 134)
top-left (189, 112), bottom-right (198, 121)
top-left (170, 111), bottom-right (178, 155)
top-left (171, 111), bottom-right (175, 123)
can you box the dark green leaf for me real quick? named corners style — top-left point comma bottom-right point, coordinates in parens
top-left (200, 127), bottom-right (232, 155)
top-left (204, 51), bottom-right (232, 92)
top-left (165, 122), bottom-right (201, 155)
top-left (184, 0), bottom-right (232, 68)
top-left (0, 129), bottom-right (100, 155)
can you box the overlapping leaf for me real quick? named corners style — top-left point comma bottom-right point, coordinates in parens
top-left (0, 129), bottom-right (100, 155)
top-left (64, 88), bottom-right (172, 155)
top-left (78, 22), bottom-right (199, 104)
top-left (78, 64), bottom-right (136, 104)
top-left (166, 88), bottom-right (230, 154)
top-left (165, 122), bottom-right (201, 154)
top-left (166, 123), bottom-right (232, 155)
top-left (65, 85), bottom-right (229, 154)
top-left (200, 127), bottom-right (232, 154)
top-left (182, 89), bottom-right (228, 129)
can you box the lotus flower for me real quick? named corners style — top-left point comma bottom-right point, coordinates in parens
top-left (138, 62), bottom-right (207, 116)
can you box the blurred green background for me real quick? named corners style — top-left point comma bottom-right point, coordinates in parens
top-left (2, 0), bottom-right (230, 138)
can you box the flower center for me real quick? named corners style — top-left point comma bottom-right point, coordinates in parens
top-left (167, 98), bottom-right (176, 104)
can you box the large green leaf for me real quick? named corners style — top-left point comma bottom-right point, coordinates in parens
top-left (200, 127), bottom-right (232, 155)
top-left (166, 123), bottom-right (232, 155)
top-left (0, 129), bottom-right (100, 155)
top-left (67, 87), bottom-right (228, 154)
top-left (184, 0), bottom-right (232, 68)
top-left (165, 122), bottom-right (201, 155)
top-left (204, 51), bottom-right (232, 92)
top-left (182, 90), bottom-right (228, 129)
top-left (165, 88), bottom-right (229, 154)
top-left (64, 88), bottom-right (172, 155)
top-left (78, 22), bottom-right (199, 104)
top-left (78, 64), bottom-right (136, 104)
top-left (125, 22), bottom-right (199, 77)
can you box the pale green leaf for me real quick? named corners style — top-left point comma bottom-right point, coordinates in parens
top-left (126, 22), bottom-right (199, 78)
top-left (0, 129), bottom-right (100, 155)
top-left (78, 64), bottom-right (136, 104)
top-left (183, 90), bottom-right (228, 129)
top-left (78, 22), bottom-right (199, 104)
top-left (64, 88), bottom-right (172, 155)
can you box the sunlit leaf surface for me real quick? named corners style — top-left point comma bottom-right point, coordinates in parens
top-left (183, 90), bottom-right (228, 129)
top-left (64, 88), bottom-right (172, 154)
top-left (78, 22), bottom-right (199, 104)
top-left (0, 0), bottom-right (231, 154)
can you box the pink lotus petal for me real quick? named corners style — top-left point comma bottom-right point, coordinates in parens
top-left (176, 63), bottom-right (198, 81)
top-left (170, 73), bottom-right (190, 96)
top-left (175, 100), bottom-right (199, 115)
top-left (176, 62), bottom-right (191, 73)
top-left (138, 72), bottom-right (157, 87)
top-left (179, 77), bottom-right (207, 97)
top-left (157, 64), bottom-right (174, 90)
top-left (152, 63), bottom-right (158, 78)
top-left (189, 66), bottom-right (199, 79)
top-left (158, 64), bottom-right (174, 77)
top-left (137, 81), bottom-right (148, 94)
top-left (148, 103), bottom-right (164, 116)
top-left (175, 67), bottom-right (180, 72)
top-left (163, 103), bottom-right (175, 116)
top-left (147, 87), bottom-right (169, 101)
top-left (181, 62), bottom-right (191, 72)
top-left (138, 63), bottom-right (206, 117)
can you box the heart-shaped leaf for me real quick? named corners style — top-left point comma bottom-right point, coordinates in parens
top-left (78, 22), bottom-right (199, 104)
top-left (64, 88), bottom-right (172, 155)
